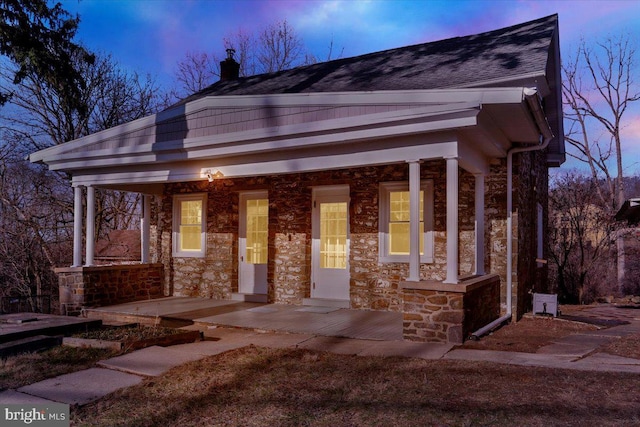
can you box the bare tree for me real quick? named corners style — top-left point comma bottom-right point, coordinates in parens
top-left (548, 173), bottom-right (618, 304)
top-left (562, 35), bottom-right (640, 211)
top-left (224, 28), bottom-right (257, 78)
top-left (175, 51), bottom-right (218, 94)
top-left (173, 19), bottom-right (312, 97)
top-left (0, 51), bottom-right (163, 311)
top-left (257, 20), bottom-right (304, 73)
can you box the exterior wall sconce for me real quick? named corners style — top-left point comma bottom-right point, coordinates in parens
top-left (205, 169), bottom-right (224, 182)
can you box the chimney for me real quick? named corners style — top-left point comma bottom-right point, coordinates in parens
top-left (220, 48), bottom-right (240, 81)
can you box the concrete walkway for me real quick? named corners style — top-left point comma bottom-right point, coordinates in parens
top-left (2, 305), bottom-right (640, 407)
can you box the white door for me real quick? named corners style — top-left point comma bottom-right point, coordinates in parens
top-left (239, 191), bottom-right (268, 295)
top-left (311, 186), bottom-right (350, 301)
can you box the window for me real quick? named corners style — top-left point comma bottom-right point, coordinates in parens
top-left (173, 193), bottom-right (207, 257)
top-left (379, 181), bottom-right (434, 263)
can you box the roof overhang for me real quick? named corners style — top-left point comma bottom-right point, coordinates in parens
top-left (616, 198), bottom-right (640, 224)
top-left (30, 87), bottom-right (551, 192)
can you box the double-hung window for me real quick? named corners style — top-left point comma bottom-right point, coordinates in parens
top-left (173, 193), bottom-right (207, 257)
top-left (379, 181), bottom-right (434, 263)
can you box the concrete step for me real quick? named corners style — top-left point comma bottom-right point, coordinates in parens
top-left (231, 293), bottom-right (268, 303)
top-left (0, 313), bottom-right (102, 344)
top-left (84, 309), bottom-right (161, 326)
top-left (302, 298), bottom-right (350, 309)
top-left (0, 335), bottom-right (63, 357)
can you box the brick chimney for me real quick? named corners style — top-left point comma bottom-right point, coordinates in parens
top-left (220, 48), bottom-right (240, 81)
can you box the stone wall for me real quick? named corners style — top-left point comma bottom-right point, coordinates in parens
top-left (55, 264), bottom-right (164, 316)
top-left (514, 149), bottom-right (550, 318)
top-left (157, 160), bottom-right (512, 313)
top-left (401, 274), bottom-right (501, 344)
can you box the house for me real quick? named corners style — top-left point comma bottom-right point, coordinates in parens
top-left (29, 15), bottom-right (564, 343)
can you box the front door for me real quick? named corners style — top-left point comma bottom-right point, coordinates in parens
top-left (311, 186), bottom-right (350, 301)
top-left (238, 191), bottom-right (268, 295)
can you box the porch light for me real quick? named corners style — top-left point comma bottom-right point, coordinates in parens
top-left (205, 169), bottom-right (225, 182)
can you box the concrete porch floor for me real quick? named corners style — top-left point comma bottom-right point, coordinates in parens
top-left (84, 297), bottom-right (404, 341)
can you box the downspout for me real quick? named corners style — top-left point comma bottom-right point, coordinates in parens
top-left (471, 88), bottom-right (554, 339)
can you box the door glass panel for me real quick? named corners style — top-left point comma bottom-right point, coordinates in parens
top-left (246, 198), bottom-right (268, 264)
top-left (389, 190), bottom-right (424, 255)
top-left (320, 202), bottom-right (347, 269)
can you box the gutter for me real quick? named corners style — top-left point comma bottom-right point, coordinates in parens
top-left (471, 88), bottom-right (554, 339)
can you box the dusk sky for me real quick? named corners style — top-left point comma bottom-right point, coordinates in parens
top-left (61, 0), bottom-right (640, 174)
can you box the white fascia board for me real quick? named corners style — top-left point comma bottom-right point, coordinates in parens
top-left (70, 141), bottom-right (459, 187)
top-left (458, 71), bottom-right (550, 96)
top-left (44, 102), bottom-right (477, 165)
top-left (44, 111), bottom-right (479, 171)
top-left (159, 88), bottom-right (530, 120)
top-left (31, 87), bottom-right (527, 165)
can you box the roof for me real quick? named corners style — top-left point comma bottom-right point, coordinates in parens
top-left (176, 14), bottom-right (563, 166)
top-left (29, 15), bottom-right (563, 192)
top-left (616, 198), bottom-right (640, 224)
top-left (180, 14), bottom-right (558, 100)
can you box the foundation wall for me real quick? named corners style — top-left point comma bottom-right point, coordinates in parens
top-left (55, 264), bottom-right (164, 316)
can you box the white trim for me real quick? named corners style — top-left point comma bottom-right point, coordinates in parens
top-left (379, 180), bottom-right (434, 264)
top-left (85, 186), bottom-right (95, 266)
top-left (41, 110), bottom-right (478, 171)
top-left (444, 157), bottom-right (459, 284)
top-left (69, 140), bottom-right (460, 187)
top-left (30, 86), bottom-right (534, 165)
top-left (141, 195), bottom-right (151, 263)
top-left (172, 193), bottom-right (207, 258)
top-left (161, 87), bottom-right (532, 121)
top-left (72, 186), bottom-right (83, 267)
top-left (474, 173), bottom-right (485, 276)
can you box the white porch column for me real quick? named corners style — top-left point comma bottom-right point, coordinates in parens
top-left (407, 160), bottom-right (421, 281)
top-left (141, 194), bottom-right (151, 264)
top-left (72, 186), bottom-right (83, 267)
top-left (474, 173), bottom-right (485, 276)
top-left (85, 185), bottom-right (95, 266)
top-left (444, 157), bottom-right (459, 284)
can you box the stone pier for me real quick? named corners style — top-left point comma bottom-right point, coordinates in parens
top-left (400, 274), bottom-right (501, 344)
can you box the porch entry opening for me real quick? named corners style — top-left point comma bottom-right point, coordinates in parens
top-left (311, 186), bottom-right (350, 301)
top-left (238, 191), bottom-right (268, 295)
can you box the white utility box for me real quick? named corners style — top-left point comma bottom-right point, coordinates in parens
top-left (532, 293), bottom-right (558, 317)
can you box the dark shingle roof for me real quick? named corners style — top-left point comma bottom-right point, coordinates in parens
top-left (179, 14), bottom-right (557, 103)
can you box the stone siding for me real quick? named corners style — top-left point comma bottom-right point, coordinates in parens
top-left (401, 274), bottom-right (501, 344)
top-left (55, 264), bottom-right (164, 316)
top-left (160, 162), bottom-right (480, 309)
top-left (514, 149), bottom-right (550, 318)
top-left (157, 160), bottom-right (515, 315)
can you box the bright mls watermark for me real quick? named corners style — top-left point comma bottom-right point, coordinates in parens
top-left (1, 404), bottom-right (69, 426)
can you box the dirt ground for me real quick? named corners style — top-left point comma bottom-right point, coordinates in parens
top-left (463, 304), bottom-right (640, 358)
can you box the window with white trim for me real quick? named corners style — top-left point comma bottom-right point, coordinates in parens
top-left (379, 181), bottom-right (434, 263)
top-left (173, 193), bottom-right (207, 257)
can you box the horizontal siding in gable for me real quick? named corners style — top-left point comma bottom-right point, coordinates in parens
top-left (65, 103), bottom-right (416, 154)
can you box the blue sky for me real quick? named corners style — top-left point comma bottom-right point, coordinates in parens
top-left (61, 0), bottom-right (640, 173)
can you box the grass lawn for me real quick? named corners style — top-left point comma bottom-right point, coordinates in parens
top-left (0, 346), bottom-right (117, 390)
top-left (72, 345), bottom-right (640, 427)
